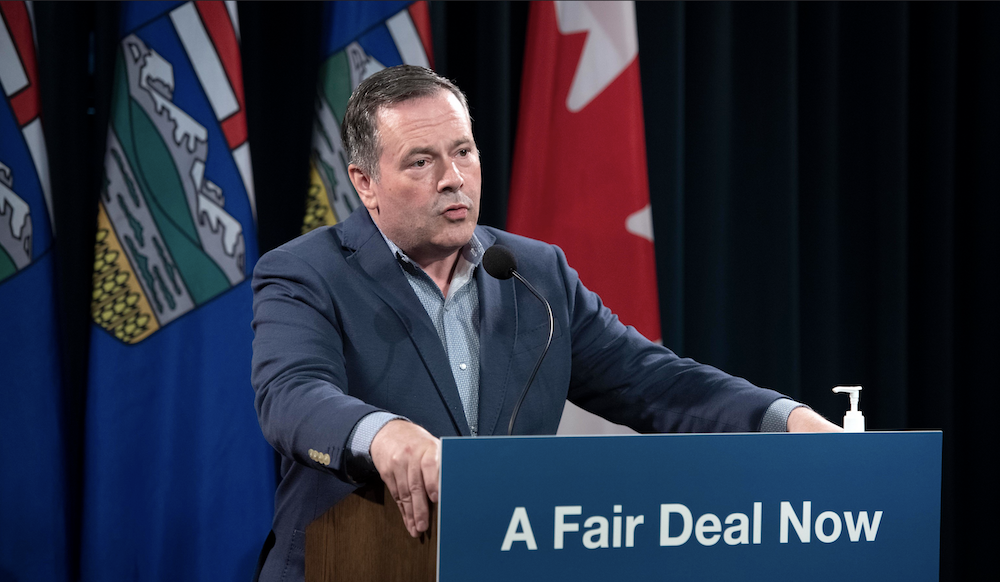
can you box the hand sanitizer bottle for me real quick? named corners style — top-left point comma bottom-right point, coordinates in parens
top-left (832, 386), bottom-right (865, 432)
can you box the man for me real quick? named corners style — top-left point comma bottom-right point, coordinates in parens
top-left (250, 65), bottom-right (839, 581)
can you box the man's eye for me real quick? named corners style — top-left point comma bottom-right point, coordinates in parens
top-left (458, 149), bottom-right (469, 157)
top-left (413, 160), bottom-right (426, 167)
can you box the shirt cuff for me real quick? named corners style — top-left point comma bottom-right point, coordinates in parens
top-left (346, 411), bottom-right (407, 478)
top-left (758, 398), bottom-right (807, 432)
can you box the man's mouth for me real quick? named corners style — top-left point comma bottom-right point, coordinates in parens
top-left (443, 204), bottom-right (469, 219)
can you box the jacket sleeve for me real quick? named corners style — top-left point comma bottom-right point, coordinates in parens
top-left (251, 246), bottom-right (383, 482)
top-left (549, 245), bottom-right (786, 433)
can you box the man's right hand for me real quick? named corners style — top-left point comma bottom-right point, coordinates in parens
top-left (369, 419), bottom-right (441, 537)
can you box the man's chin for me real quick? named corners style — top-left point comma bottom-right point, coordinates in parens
top-left (433, 225), bottom-right (477, 251)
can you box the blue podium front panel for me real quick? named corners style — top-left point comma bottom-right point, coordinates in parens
top-left (438, 432), bottom-right (941, 582)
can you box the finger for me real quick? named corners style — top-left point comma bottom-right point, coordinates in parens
top-left (408, 457), bottom-right (429, 534)
top-left (382, 469), bottom-right (399, 510)
top-left (422, 444), bottom-right (441, 504)
top-left (393, 465), bottom-right (418, 536)
top-left (381, 469), bottom-right (411, 535)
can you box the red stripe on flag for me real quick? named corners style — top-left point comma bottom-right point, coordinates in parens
top-left (220, 111), bottom-right (247, 150)
top-left (508, 1), bottom-right (660, 341)
top-left (194, 0), bottom-right (247, 148)
top-left (408, 1), bottom-right (434, 69)
top-left (1, 1), bottom-right (41, 125)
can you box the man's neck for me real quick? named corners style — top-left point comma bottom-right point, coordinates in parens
top-left (418, 251), bottom-right (461, 297)
top-left (372, 216), bottom-right (475, 297)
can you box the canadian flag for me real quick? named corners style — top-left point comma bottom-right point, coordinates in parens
top-left (508, 1), bottom-right (660, 342)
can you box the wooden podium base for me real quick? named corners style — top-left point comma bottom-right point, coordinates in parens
top-left (305, 484), bottom-right (438, 582)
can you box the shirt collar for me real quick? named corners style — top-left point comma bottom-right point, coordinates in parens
top-left (377, 227), bottom-right (484, 277)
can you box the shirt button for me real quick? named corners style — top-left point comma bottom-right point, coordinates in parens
top-left (459, 363), bottom-right (467, 370)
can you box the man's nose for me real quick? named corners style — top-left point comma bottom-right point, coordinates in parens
top-left (438, 160), bottom-right (464, 192)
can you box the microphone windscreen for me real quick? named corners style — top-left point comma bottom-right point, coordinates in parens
top-left (483, 245), bottom-right (518, 280)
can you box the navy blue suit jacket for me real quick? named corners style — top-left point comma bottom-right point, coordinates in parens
top-left (250, 209), bottom-right (784, 581)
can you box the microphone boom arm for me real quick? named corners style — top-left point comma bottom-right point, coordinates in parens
top-left (507, 270), bottom-right (554, 436)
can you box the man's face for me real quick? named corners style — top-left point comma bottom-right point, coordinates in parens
top-left (351, 90), bottom-right (481, 266)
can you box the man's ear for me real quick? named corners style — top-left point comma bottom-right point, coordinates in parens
top-left (349, 164), bottom-right (378, 211)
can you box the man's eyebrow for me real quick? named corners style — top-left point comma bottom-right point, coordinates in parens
top-left (403, 146), bottom-right (436, 159)
top-left (402, 138), bottom-right (474, 160)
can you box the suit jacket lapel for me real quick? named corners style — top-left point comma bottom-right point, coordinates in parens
top-left (475, 229), bottom-right (519, 437)
top-left (340, 211), bottom-right (471, 436)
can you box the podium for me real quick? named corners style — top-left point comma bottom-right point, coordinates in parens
top-left (306, 432), bottom-right (941, 582)
top-left (305, 483), bottom-right (437, 581)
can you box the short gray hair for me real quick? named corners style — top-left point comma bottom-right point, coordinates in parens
top-left (342, 65), bottom-right (470, 181)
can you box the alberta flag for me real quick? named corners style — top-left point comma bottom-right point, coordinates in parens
top-left (81, 2), bottom-right (274, 580)
top-left (302, 0), bottom-right (432, 234)
top-left (0, 2), bottom-right (67, 581)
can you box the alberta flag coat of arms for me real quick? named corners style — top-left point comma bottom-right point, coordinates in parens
top-left (93, 1), bottom-right (255, 342)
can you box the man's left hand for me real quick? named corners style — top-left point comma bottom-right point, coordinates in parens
top-left (787, 407), bottom-right (843, 432)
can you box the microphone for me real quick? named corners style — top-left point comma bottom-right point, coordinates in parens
top-left (482, 245), bottom-right (554, 436)
top-left (482, 244), bottom-right (518, 280)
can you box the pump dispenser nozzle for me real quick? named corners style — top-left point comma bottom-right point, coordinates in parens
top-left (832, 386), bottom-right (865, 432)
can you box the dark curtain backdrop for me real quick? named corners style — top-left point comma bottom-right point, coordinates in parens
top-left (31, 2), bottom-right (996, 581)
